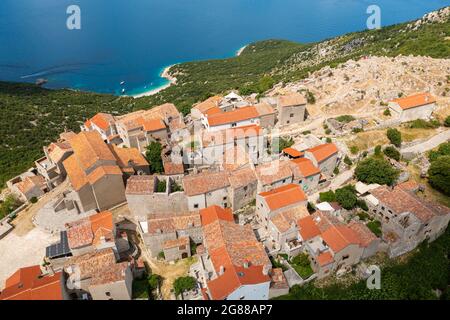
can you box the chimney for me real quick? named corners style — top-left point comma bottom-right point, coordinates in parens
top-left (219, 265), bottom-right (225, 275)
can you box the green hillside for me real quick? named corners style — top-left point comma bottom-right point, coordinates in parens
top-left (0, 7), bottom-right (449, 186)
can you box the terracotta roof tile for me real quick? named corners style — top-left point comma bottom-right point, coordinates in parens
top-left (200, 206), bottom-right (234, 226)
top-left (321, 225), bottom-right (361, 253)
top-left (228, 166), bottom-right (257, 189)
top-left (109, 145), bottom-right (149, 168)
top-left (125, 175), bottom-right (155, 195)
top-left (193, 96), bottom-right (222, 113)
top-left (87, 113), bottom-right (115, 131)
top-left (290, 158), bottom-right (321, 178)
top-left (259, 184), bottom-right (307, 211)
top-left (147, 212), bottom-right (201, 235)
top-left (182, 171), bottom-right (230, 196)
top-left (297, 215), bottom-right (321, 241)
top-left (163, 237), bottom-right (189, 250)
top-left (307, 143), bottom-right (338, 163)
top-left (270, 205), bottom-right (309, 233)
top-left (278, 93), bottom-right (307, 108)
top-left (283, 147), bottom-right (304, 158)
top-left (0, 266), bottom-right (63, 300)
top-left (391, 93), bottom-right (436, 110)
top-left (87, 165), bottom-right (123, 185)
top-left (348, 221), bottom-right (378, 247)
top-left (255, 160), bottom-right (293, 186)
top-left (206, 106), bottom-right (259, 127)
top-left (66, 211), bottom-right (114, 249)
top-left (317, 252), bottom-right (334, 267)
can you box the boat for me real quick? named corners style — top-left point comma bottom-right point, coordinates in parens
top-left (120, 80), bottom-right (125, 85)
top-left (35, 78), bottom-right (48, 86)
top-left (121, 88), bottom-right (126, 94)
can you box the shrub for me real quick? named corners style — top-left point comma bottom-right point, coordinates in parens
top-left (146, 141), bottom-right (164, 174)
top-left (30, 197), bottom-right (38, 204)
top-left (326, 137), bottom-right (332, 143)
top-left (383, 108), bottom-right (391, 116)
top-left (357, 199), bottom-right (369, 211)
top-left (156, 180), bottom-right (167, 193)
top-left (319, 190), bottom-right (336, 203)
top-left (274, 137), bottom-right (294, 153)
top-left (383, 146), bottom-right (401, 161)
top-left (367, 220), bottom-right (382, 237)
top-left (355, 156), bottom-right (400, 186)
top-left (325, 129), bottom-right (332, 135)
top-left (357, 211), bottom-right (370, 221)
top-left (428, 156), bottom-right (450, 196)
top-left (173, 276), bottom-right (197, 297)
top-left (157, 251), bottom-right (165, 260)
top-left (335, 185), bottom-right (357, 210)
top-left (352, 127), bottom-right (363, 133)
top-left (306, 90), bottom-right (316, 104)
top-left (333, 167), bottom-right (340, 175)
top-left (344, 155), bottom-right (353, 166)
top-left (428, 142), bottom-right (450, 162)
top-left (374, 145), bottom-right (382, 156)
top-left (290, 253), bottom-right (314, 279)
top-left (444, 116), bottom-right (450, 127)
top-left (387, 128), bottom-right (402, 147)
top-left (350, 146), bottom-right (359, 155)
top-left (409, 119), bottom-right (440, 129)
top-left (335, 115), bottom-right (356, 123)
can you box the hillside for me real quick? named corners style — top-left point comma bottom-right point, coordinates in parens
top-left (0, 7), bottom-right (449, 186)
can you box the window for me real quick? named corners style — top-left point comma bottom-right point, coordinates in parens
top-left (290, 113), bottom-right (294, 118)
top-left (223, 196), bottom-right (227, 200)
top-left (342, 255), bottom-right (349, 260)
top-left (105, 292), bottom-right (111, 297)
top-left (243, 186), bottom-right (248, 191)
top-left (286, 121), bottom-right (290, 124)
top-left (194, 204), bottom-right (199, 209)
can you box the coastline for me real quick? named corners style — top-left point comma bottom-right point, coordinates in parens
top-left (132, 65), bottom-right (177, 98)
top-left (132, 44), bottom-right (248, 98)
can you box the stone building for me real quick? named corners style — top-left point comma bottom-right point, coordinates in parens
top-left (388, 93), bottom-right (436, 123)
top-left (35, 140), bottom-right (73, 188)
top-left (255, 160), bottom-right (293, 192)
top-left (304, 143), bottom-right (339, 177)
top-left (227, 166), bottom-right (258, 211)
top-left (289, 158), bottom-right (321, 194)
top-left (277, 93), bottom-right (307, 126)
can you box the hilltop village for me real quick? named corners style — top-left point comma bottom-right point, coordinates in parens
top-left (0, 66), bottom-right (449, 300)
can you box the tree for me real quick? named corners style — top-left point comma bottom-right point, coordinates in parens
top-left (350, 146), bottom-right (359, 155)
top-left (428, 142), bottom-right (450, 162)
top-left (173, 276), bottom-right (197, 297)
top-left (444, 116), bottom-right (450, 127)
top-left (319, 190), bottom-right (336, 203)
top-left (335, 185), bottom-right (357, 210)
top-left (344, 155), bottom-right (353, 166)
top-left (273, 137), bottom-right (294, 153)
top-left (145, 141), bottom-right (164, 174)
top-left (355, 157), bottom-right (399, 186)
top-left (383, 146), bottom-right (401, 161)
top-left (383, 108), bottom-right (391, 116)
top-left (387, 128), bottom-right (402, 147)
top-left (374, 145), bottom-right (382, 156)
top-left (428, 156), bottom-right (450, 196)
top-left (306, 90), bottom-right (316, 104)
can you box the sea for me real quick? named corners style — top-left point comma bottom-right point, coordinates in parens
top-left (0, 0), bottom-right (447, 96)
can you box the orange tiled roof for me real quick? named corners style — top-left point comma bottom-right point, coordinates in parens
top-left (370, 185), bottom-right (442, 223)
top-left (391, 93), bottom-right (436, 110)
top-left (16, 176), bottom-right (46, 194)
top-left (297, 215), bottom-right (321, 241)
top-left (109, 145), bottom-right (149, 168)
top-left (87, 113), bottom-right (115, 131)
top-left (307, 143), bottom-right (338, 163)
top-left (163, 237), bottom-right (189, 250)
top-left (200, 206), bottom-right (234, 226)
top-left (202, 125), bottom-right (263, 148)
top-left (63, 155), bottom-right (88, 191)
top-left (125, 175), bottom-right (155, 195)
top-left (222, 146), bottom-right (251, 171)
top-left (193, 96), bottom-right (222, 113)
top-left (270, 206), bottom-right (309, 233)
top-left (68, 131), bottom-right (116, 171)
top-left (348, 221), bottom-right (378, 248)
top-left (0, 266), bottom-right (63, 300)
top-left (138, 118), bottom-right (166, 132)
top-left (182, 171), bottom-right (230, 196)
top-left (255, 160), bottom-right (293, 186)
top-left (290, 158), bottom-right (321, 178)
top-left (147, 212), bottom-right (201, 235)
top-left (283, 147), bottom-right (304, 158)
top-left (270, 268), bottom-right (289, 290)
top-left (278, 93), bottom-right (307, 108)
top-left (227, 166), bottom-right (257, 189)
top-left (47, 142), bottom-right (72, 164)
top-left (66, 211), bottom-right (114, 249)
top-left (259, 184), bottom-right (307, 211)
top-left (206, 106), bottom-right (259, 127)
top-left (163, 161), bottom-right (185, 175)
top-left (87, 165), bottom-right (123, 185)
top-left (321, 225), bottom-right (361, 253)
top-left (317, 252), bottom-right (334, 267)
top-left (203, 214), bottom-right (270, 300)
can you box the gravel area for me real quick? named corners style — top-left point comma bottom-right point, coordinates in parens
top-left (0, 228), bottom-right (58, 288)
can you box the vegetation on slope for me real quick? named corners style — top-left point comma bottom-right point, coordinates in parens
top-left (0, 7), bottom-right (449, 186)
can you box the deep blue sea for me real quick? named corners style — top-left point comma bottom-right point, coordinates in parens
top-left (0, 0), bottom-right (448, 96)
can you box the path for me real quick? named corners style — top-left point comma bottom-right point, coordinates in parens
top-left (401, 129), bottom-right (450, 159)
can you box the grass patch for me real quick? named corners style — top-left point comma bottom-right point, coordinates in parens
top-left (367, 220), bottom-right (382, 237)
top-left (290, 253), bottom-right (314, 279)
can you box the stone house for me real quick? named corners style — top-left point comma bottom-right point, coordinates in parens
top-left (227, 166), bottom-right (258, 211)
top-left (82, 112), bottom-right (117, 143)
top-left (182, 171), bottom-right (231, 211)
top-left (64, 248), bottom-right (132, 300)
top-left (125, 175), bottom-right (188, 219)
top-left (7, 173), bottom-right (47, 202)
top-left (277, 93), bottom-right (307, 126)
top-left (192, 206), bottom-right (272, 300)
top-left (289, 158), bottom-right (321, 194)
top-left (35, 140), bottom-right (73, 188)
top-left (255, 160), bottom-right (293, 192)
top-left (191, 96), bottom-right (223, 121)
top-left (254, 102), bottom-right (276, 128)
top-left (138, 212), bottom-right (202, 260)
top-left (202, 106), bottom-right (261, 132)
top-left (388, 93), bottom-right (436, 123)
top-left (304, 143), bottom-right (339, 177)
top-left (63, 131), bottom-right (148, 213)
top-left (365, 183), bottom-right (450, 258)
top-left (65, 211), bottom-right (117, 256)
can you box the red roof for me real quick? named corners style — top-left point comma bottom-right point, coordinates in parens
top-left (291, 158), bottom-right (321, 177)
top-left (206, 106), bottom-right (259, 126)
top-left (321, 225), bottom-right (361, 253)
top-left (297, 215), bottom-right (321, 241)
top-left (283, 147), bottom-right (304, 158)
top-left (317, 252), bottom-right (334, 267)
top-left (307, 143), bottom-right (338, 163)
top-left (200, 206), bottom-right (234, 226)
top-left (259, 184), bottom-right (307, 211)
top-left (0, 266), bottom-right (63, 300)
top-left (391, 93), bottom-right (436, 110)
top-left (88, 113), bottom-right (115, 131)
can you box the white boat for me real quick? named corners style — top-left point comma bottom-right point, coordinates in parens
top-left (121, 88), bottom-right (126, 94)
top-left (120, 81), bottom-right (125, 85)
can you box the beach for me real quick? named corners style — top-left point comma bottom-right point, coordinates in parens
top-left (236, 45), bottom-right (248, 56)
top-left (132, 65), bottom-right (177, 98)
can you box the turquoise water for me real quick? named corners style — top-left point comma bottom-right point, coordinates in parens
top-left (0, 0), bottom-right (447, 95)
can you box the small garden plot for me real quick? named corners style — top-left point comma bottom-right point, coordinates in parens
top-left (290, 253), bottom-right (314, 279)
